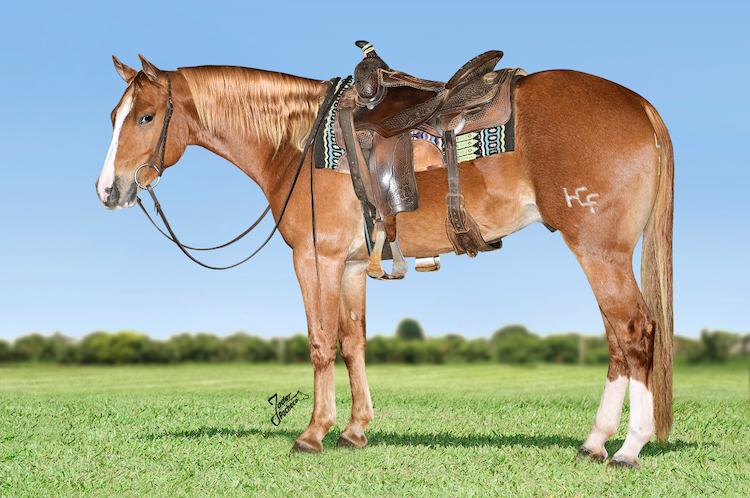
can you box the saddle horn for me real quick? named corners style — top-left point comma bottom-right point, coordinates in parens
top-left (354, 40), bottom-right (389, 101)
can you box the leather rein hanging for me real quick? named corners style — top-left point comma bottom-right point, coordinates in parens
top-left (135, 74), bottom-right (347, 270)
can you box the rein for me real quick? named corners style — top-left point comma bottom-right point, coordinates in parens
top-left (135, 75), bottom-right (348, 270)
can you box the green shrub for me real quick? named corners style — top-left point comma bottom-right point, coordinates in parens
top-left (461, 338), bottom-right (492, 362)
top-left (543, 334), bottom-right (580, 364)
top-left (193, 333), bottom-right (223, 361)
top-left (674, 335), bottom-right (703, 363)
top-left (364, 336), bottom-right (445, 364)
top-left (698, 329), bottom-right (740, 363)
top-left (396, 339), bottom-right (444, 364)
top-left (221, 332), bottom-right (277, 362)
top-left (365, 335), bottom-right (393, 364)
top-left (741, 333), bottom-right (750, 356)
top-left (395, 318), bottom-right (425, 341)
top-left (140, 340), bottom-right (174, 363)
top-left (492, 325), bottom-right (547, 364)
top-left (11, 333), bottom-right (76, 363)
top-left (5, 326), bottom-right (742, 366)
top-left (157, 333), bottom-right (211, 362)
top-left (283, 334), bottom-right (310, 364)
top-left (582, 335), bottom-right (610, 364)
top-left (0, 339), bottom-right (12, 362)
top-left (159, 333), bottom-right (190, 362)
top-left (79, 331), bottom-right (154, 364)
top-left (674, 331), bottom-right (745, 364)
top-left (434, 334), bottom-right (467, 362)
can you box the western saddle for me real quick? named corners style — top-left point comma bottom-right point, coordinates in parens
top-left (337, 41), bottom-right (525, 280)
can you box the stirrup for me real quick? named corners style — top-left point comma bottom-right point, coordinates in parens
top-left (367, 221), bottom-right (408, 280)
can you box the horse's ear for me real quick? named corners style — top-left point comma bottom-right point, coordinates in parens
top-left (113, 55), bottom-right (137, 83)
top-left (138, 54), bottom-right (163, 84)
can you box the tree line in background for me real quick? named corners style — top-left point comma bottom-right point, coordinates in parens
top-left (1, 319), bottom-right (748, 366)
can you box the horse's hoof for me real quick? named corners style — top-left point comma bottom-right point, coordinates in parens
top-left (291, 440), bottom-right (322, 453)
top-left (608, 456), bottom-right (641, 470)
top-left (336, 434), bottom-right (367, 449)
top-left (577, 446), bottom-right (606, 463)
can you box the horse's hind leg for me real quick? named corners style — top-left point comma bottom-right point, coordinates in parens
top-left (578, 309), bottom-right (629, 462)
top-left (336, 261), bottom-right (374, 449)
top-left (573, 251), bottom-right (656, 469)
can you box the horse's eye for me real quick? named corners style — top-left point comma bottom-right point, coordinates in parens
top-left (139, 114), bottom-right (155, 125)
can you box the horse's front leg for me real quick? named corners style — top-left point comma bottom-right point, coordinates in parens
top-left (336, 260), bottom-right (373, 449)
top-left (291, 249), bottom-right (345, 453)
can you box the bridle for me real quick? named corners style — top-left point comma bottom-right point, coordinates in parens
top-left (134, 73), bottom-right (349, 270)
top-left (133, 74), bottom-right (173, 192)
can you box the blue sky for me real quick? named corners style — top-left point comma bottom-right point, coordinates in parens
top-left (1, 0), bottom-right (747, 341)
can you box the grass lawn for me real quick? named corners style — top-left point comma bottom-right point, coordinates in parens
top-left (0, 361), bottom-right (748, 496)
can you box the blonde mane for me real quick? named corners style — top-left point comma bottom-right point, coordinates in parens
top-left (179, 66), bottom-right (327, 151)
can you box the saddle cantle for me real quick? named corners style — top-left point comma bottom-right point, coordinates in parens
top-left (338, 41), bottom-right (526, 278)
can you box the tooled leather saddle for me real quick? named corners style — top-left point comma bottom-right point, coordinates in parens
top-left (336, 41), bottom-right (526, 279)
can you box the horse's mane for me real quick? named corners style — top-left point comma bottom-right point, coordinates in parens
top-left (179, 66), bottom-right (327, 151)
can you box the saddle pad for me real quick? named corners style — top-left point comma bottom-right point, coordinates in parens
top-left (313, 77), bottom-right (353, 172)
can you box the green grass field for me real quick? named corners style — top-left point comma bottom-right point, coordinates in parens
top-left (0, 362), bottom-right (748, 497)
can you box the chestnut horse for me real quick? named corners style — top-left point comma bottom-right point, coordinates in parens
top-left (96, 54), bottom-right (673, 469)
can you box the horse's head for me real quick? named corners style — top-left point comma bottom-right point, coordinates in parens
top-left (96, 56), bottom-right (188, 210)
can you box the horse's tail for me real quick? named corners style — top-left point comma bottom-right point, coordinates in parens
top-left (642, 100), bottom-right (674, 443)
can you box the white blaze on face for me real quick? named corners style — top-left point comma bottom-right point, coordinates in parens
top-left (97, 94), bottom-right (133, 203)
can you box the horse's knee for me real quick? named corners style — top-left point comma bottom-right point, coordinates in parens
top-left (338, 324), bottom-right (366, 364)
top-left (309, 342), bottom-right (337, 368)
top-left (340, 340), bottom-right (365, 366)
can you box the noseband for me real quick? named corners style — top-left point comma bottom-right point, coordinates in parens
top-left (135, 74), bottom-right (348, 270)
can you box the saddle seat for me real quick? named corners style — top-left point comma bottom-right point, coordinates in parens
top-left (353, 49), bottom-right (505, 138)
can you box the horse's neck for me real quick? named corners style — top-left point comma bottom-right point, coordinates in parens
top-left (180, 67), bottom-right (325, 201)
top-left (196, 128), bottom-right (306, 217)
top-left (195, 122), bottom-right (286, 192)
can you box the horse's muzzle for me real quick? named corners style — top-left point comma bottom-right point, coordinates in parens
top-left (97, 178), bottom-right (137, 210)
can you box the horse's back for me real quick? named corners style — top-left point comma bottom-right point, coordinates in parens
top-left (514, 70), bottom-right (662, 247)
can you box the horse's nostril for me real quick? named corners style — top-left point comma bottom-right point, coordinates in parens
top-left (107, 183), bottom-right (120, 206)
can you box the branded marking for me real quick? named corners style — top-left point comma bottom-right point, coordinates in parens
top-left (563, 187), bottom-right (599, 214)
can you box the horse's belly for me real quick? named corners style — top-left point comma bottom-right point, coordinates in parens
top-left (397, 152), bottom-right (536, 257)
